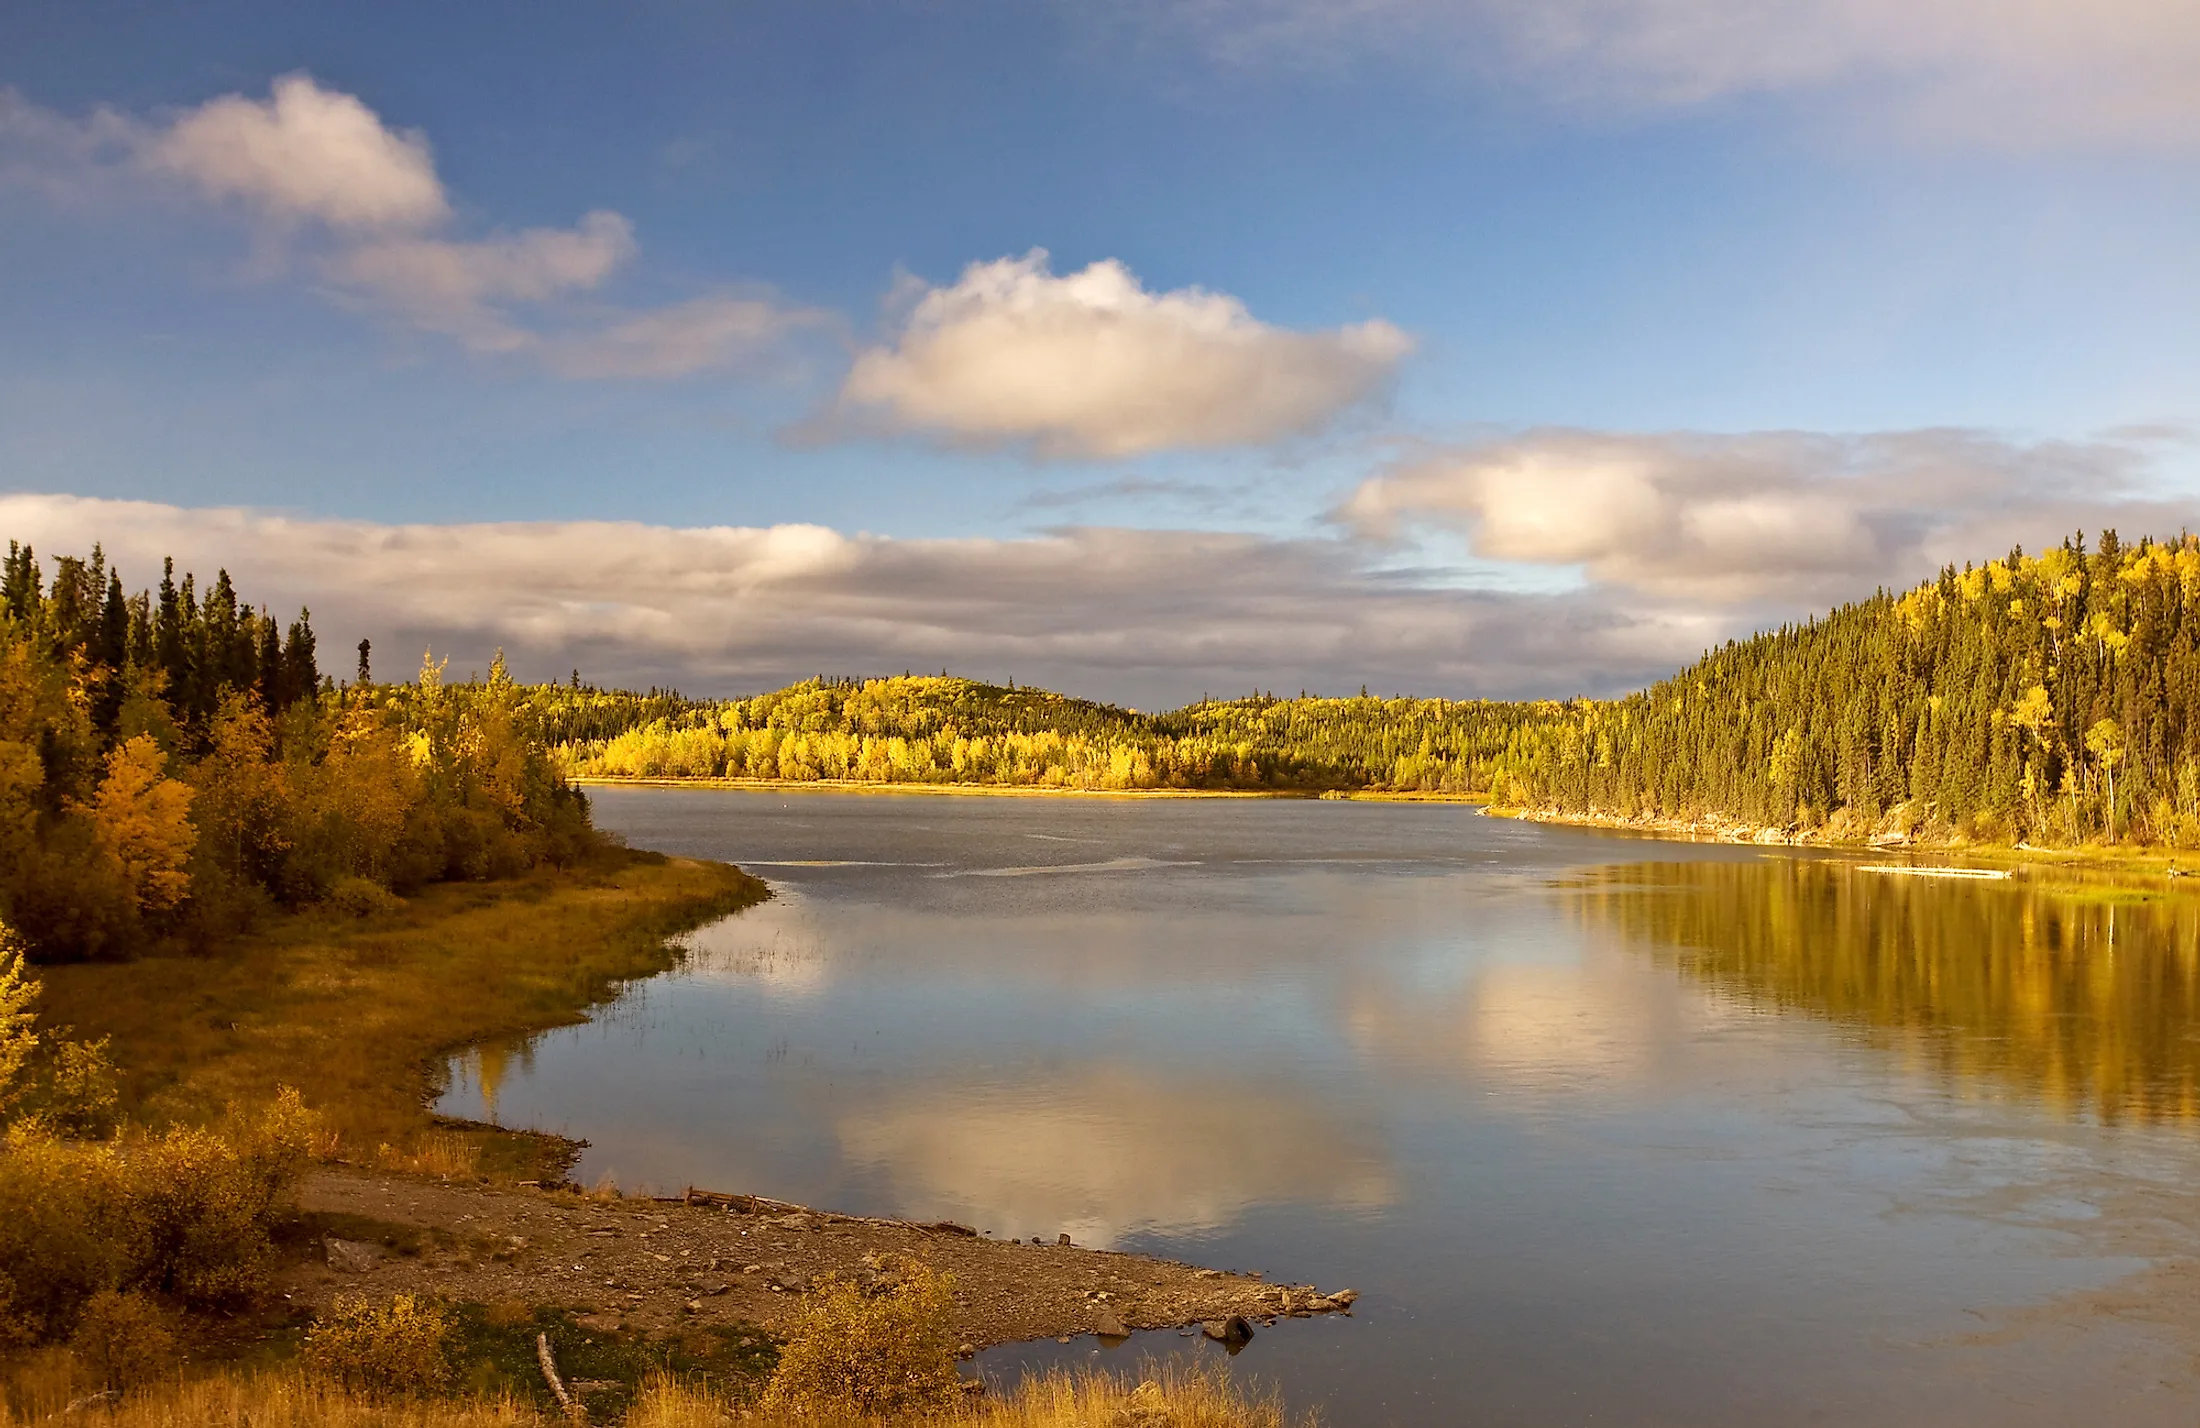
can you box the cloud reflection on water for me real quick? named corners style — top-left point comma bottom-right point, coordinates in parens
top-left (834, 1064), bottom-right (1395, 1247)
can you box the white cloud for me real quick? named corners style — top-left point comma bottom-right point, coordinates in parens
top-left (146, 73), bottom-right (448, 230)
top-left (2, 78), bottom-right (817, 379)
top-left (1341, 427), bottom-right (2190, 605)
top-left (830, 250), bottom-right (1412, 458)
top-left (1152, 0), bottom-right (2200, 148)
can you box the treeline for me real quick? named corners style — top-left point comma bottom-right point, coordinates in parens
top-left (0, 543), bottom-right (595, 962)
top-left (1494, 532), bottom-right (2200, 847)
top-left (547, 674), bottom-right (1538, 792)
top-left (549, 530), bottom-right (2200, 850)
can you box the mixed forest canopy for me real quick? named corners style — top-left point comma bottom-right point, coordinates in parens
top-left (546, 530), bottom-right (2200, 850)
top-left (0, 543), bottom-right (594, 963)
top-left (538, 675), bottom-right (1537, 795)
top-left (1492, 531), bottom-right (2200, 848)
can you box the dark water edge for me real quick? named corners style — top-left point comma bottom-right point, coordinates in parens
top-left (442, 787), bottom-right (2200, 1427)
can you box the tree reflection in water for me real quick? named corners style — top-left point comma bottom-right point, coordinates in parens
top-left (1566, 859), bottom-right (2200, 1125)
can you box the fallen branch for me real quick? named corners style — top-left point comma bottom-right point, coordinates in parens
top-left (537, 1331), bottom-right (585, 1423)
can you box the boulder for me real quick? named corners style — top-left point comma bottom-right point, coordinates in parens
top-left (1094, 1308), bottom-right (1129, 1340)
top-left (323, 1237), bottom-right (383, 1274)
top-left (1200, 1316), bottom-right (1254, 1350)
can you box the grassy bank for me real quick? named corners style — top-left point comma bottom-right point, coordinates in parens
top-left (35, 849), bottom-right (766, 1174)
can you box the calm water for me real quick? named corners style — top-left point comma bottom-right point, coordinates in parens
top-left (441, 788), bottom-right (2200, 1426)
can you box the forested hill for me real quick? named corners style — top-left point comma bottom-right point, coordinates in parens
top-left (1493, 532), bottom-right (2200, 846)
top-left (549, 530), bottom-right (2200, 848)
top-left (542, 675), bottom-right (1542, 793)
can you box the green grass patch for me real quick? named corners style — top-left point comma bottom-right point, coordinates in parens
top-left (445, 1300), bottom-right (777, 1420)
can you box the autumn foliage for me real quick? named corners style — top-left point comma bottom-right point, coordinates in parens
top-left (0, 543), bottom-right (599, 962)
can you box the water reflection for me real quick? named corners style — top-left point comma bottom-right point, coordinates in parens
top-left (836, 1066), bottom-right (1393, 1244)
top-left (1568, 860), bottom-right (2200, 1124)
top-left (440, 791), bottom-right (2200, 1426)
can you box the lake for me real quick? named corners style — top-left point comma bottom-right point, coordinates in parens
top-left (439, 787), bottom-right (2200, 1426)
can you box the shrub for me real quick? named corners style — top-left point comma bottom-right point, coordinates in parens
top-left (324, 876), bottom-right (403, 920)
top-left (302, 1294), bottom-right (455, 1398)
top-left (27, 1034), bottom-right (121, 1137)
top-left (67, 1289), bottom-right (175, 1390)
top-left (0, 1088), bottom-right (317, 1341)
top-left (759, 1257), bottom-right (962, 1420)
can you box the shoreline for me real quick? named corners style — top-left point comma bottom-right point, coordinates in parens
top-left (572, 775), bottom-right (1487, 803)
top-left (291, 1168), bottom-right (1354, 1352)
top-left (1491, 803), bottom-right (2196, 889)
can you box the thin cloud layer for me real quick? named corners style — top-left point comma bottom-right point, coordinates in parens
top-left (0, 494), bottom-right (1704, 705)
top-left (1341, 428), bottom-right (2193, 606)
top-left (831, 251), bottom-right (1412, 458)
top-left (329, 211), bottom-right (639, 353)
top-left (1156, 0), bottom-right (2200, 148)
top-left (1, 75), bottom-right (820, 378)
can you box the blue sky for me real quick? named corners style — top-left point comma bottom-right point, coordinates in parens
top-left (3, 1), bottom-right (2198, 702)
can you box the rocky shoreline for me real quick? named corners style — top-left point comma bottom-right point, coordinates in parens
top-left (290, 1169), bottom-right (1357, 1352)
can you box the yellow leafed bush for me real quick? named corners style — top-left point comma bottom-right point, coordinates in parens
top-left (0, 1087), bottom-right (315, 1343)
top-left (303, 1295), bottom-right (456, 1399)
top-left (759, 1258), bottom-right (964, 1420)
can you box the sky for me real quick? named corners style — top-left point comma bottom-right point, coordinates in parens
top-left (3, 0), bottom-right (2198, 705)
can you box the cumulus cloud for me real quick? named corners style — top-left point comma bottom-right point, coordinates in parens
top-left (829, 251), bottom-right (1412, 458)
top-left (1340, 427), bottom-right (2192, 606)
top-left (1, 76), bottom-right (817, 378)
top-left (0, 493), bottom-right (1713, 704)
top-left (145, 73), bottom-right (448, 230)
top-left (1151, 0), bottom-right (2200, 147)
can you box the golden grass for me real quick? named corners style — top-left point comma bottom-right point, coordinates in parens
top-left (33, 852), bottom-right (765, 1162)
top-left (5, 1362), bottom-right (1301, 1428)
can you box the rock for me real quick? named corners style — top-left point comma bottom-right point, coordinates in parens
top-left (1200, 1316), bottom-right (1254, 1350)
top-left (1327, 1288), bottom-right (1360, 1309)
top-left (956, 1343), bottom-right (976, 1360)
top-left (769, 1213), bottom-right (817, 1232)
top-left (323, 1237), bottom-right (383, 1274)
top-left (1094, 1308), bottom-right (1129, 1340)
top-left (960, 1379), bottom-right (986, 1397)
top-left (1057, 1233), bottom-right (1072, 1246)
top-left (576, 1312), bottom-right (622, 1333)
top-left (928, 1220), bottom-right (978, 1237)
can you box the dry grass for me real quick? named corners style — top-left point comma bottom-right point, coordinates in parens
top-left (3, 1361), bottom-right (1302, 1427)
top-left (33, 852), bottom-right (764, 1163)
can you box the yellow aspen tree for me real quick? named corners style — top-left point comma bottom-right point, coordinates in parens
top-left (76, 734), bottom-right (197, 913)
top-left (0, 922), bottom-right (39, 1111)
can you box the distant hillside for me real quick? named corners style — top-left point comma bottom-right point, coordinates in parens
top-left (1493, 531), bottom-right (2200, 847)
top-left (536, 530), bottom-right (2200, 847)
top-left (538, 674), bottom-right (1540, 794)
